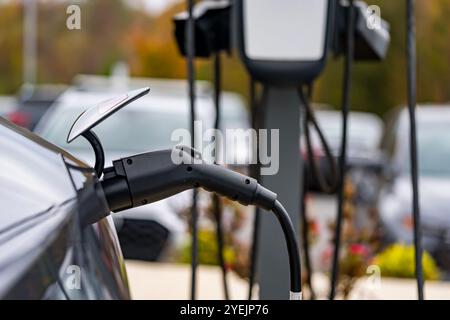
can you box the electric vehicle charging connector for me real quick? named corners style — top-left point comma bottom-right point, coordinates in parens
top-left (100, 145), bottom-right (302, 298)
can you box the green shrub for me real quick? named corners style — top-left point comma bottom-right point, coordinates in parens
top-left (178, 230), bottom-right (235, 267)
top-left (373, 244), bottom-right (440, 280)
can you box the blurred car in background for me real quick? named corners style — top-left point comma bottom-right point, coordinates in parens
top-left (303, 109), bottom-right (385, 195)
top-left (302, 109), bottom-right (385, 272)
top-left (0, 96), bottom-right (17, 118)
top-left (35, 77), bottom-right (250, 262)
top-left (5, 84), bottom-right (67, 130)
top-left (379, 105), bottom-right (450, 274)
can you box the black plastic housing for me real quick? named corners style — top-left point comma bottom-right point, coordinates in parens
top-left (332, 1), bottom-right (390, 60)
top-left (173, 1), bottom-right (231, 58)
top-left (101, 146), bottom-right (277, 213)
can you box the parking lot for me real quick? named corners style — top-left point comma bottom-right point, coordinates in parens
top-left (126, 261), bottom-right (450, 300)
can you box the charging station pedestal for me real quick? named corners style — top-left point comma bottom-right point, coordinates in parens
top-left (258, 87), bottom-right (302, 299)
top-left (234, 0), bottom-right (338, 299)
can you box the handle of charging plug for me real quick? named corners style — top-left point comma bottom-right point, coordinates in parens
top-left (81, 130), bottom-right (105, 178)
top-left (66, 87), bottom-right (151, 178)
top-left (103, 146), bottom-right (276, 210)
top-left (298, 87), bottom-right (338, 194)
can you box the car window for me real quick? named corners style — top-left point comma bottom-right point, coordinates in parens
top-left (311, 112), bottom-right (383, 154)
top-left (40, 108), bottom-right (191, 152)
top-left (397, 123), bottom-right (450, 178)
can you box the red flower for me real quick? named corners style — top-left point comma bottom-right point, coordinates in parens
top-left (348, 243), bottom-right (368, 257)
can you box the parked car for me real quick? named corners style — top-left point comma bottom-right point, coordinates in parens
top-left (303, 110), bottom-right (385, 270)
top-left (6, 84), bottom-right (67, 130)
top-left (0, 117), bottom-right (130, 299)
top-left (303, 109), bottom-right (385, 194)
top-left (0, 96), bottom-right (17, 118)
top-left (379, 105), bottom-right (450, 273)
top-left (35, 84), bottom-right (250, 261)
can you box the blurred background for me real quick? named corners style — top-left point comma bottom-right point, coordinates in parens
top-left (3, 0), bottom-right (450, 299)
top-left (2, 0), bottom-right (450, 115)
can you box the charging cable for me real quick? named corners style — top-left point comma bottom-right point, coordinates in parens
top-left (297, 84), bottom-right (336, 299)
top-left (298, 87), bottom-right (338, 194)
top-left (185, 0), bottom-right (199, 300)
top-left (406, 0), bottom-right (424, 300)
top-left (329, 0), bottom-right (355, 300)
top-left (247, 78), bottom-right (261, 300)
top-left (212, 51), bottom-right (230, 300)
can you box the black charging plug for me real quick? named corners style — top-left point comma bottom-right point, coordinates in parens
top-left (101, 146), bottom-right (277, 212)
top-left (100, 145), bottom-right (300, 299)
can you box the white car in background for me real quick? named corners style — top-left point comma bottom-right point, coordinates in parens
top-left (379, 106), bottom-right (450, 274)
top-left (0, 96), bottom-right (17, 118)
top-left (303, 109), bottom-right (385, 271)
top-left (35, 80), bottom-right (250, 261)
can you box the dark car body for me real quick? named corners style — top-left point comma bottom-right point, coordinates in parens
top-left (0, 117), bottom-right (130, 299)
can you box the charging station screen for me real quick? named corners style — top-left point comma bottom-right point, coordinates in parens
top-left (244, 0), bottom-right (328, 62)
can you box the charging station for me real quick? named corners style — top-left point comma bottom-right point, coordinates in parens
top-left (235, 0), bottom-right (334, 299)
top-left (173, 0), bottom-right (391, 299)
top-left (0, 0), bottom-right (430, 305)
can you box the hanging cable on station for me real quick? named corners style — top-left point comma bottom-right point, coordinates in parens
top-left (173, 0), bottom-right (234, 300)
top-left (298, 83), bottom-right (338, 299)
top-left (298, 86), bottom-right (339, 195)
top-left (298, 84), bottom-right (321, 300)
top-left (329, 0), bottom-right (355, 300)
top-left (185, 0), bottom-right (199, 300)
top-left (406, 0), bottom-right (424, 300)
top-left (212, 51), bottom-right (230, 300)
top-left (299, 178), bottom-right (316, 300)
top-left (247, 77), bottom-right (261, 300)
